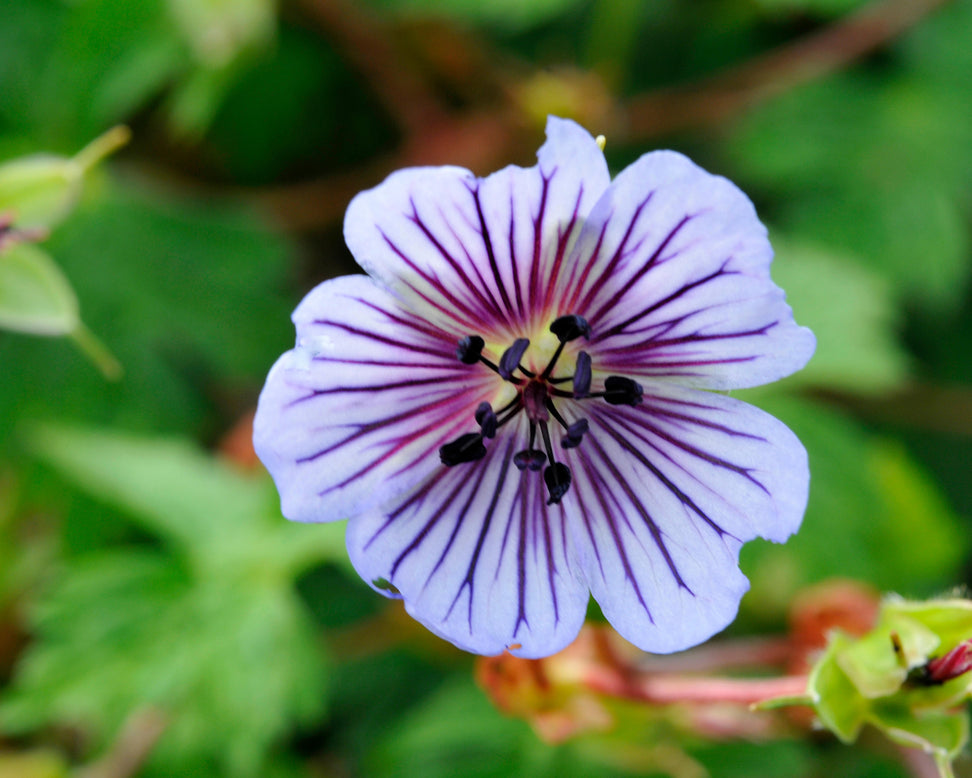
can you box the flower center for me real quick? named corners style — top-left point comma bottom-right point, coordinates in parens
top-left (440, 314), bottom-right (644, 505)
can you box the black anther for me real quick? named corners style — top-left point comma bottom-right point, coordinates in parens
top-left (456, 335), bottom-right (485, 364)
top-left (561, 419), bottom-right (589, 449)
top-left (513, 449), bottom-right (546, 471)
top-left (573, 351), bottom-right (591, 398)
top-left (603, 376), bottom-right (644, 406)
top-left (550, 314), bottom-right (590, 343)
top-left (439, 433), bottom-right (487, 466)
top-left (475, 402), bottom-right (498, 438)
top-left (543, 462), bottom-right (572, 504)
top-left (498, 338), bottom-right (530, 379)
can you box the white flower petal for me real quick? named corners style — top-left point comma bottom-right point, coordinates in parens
top-left (346, 418), bottom-right (589, 658)
top-left (253, 274), bottom-right (492, 522)
top-left (344, 117), bottom-right (609, 339)
top-left (567, 383), bottom-right (808, 652)
top-left (564, 150), bottom-right (814, 389)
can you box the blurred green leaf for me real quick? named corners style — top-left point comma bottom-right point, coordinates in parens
top-left (4, 427), bottom-right (350, 776)
top-left (1, 551), bottom-right (327, 778)
top-left (29, 0), bottom-right (186, 143)
top-left (166, 0), bottom-right (276, 68)
top-left (771, 239), bottom-right (909, 393)
top-left (368, 678), bottom-right (638, 778)
top-left (25, 425), bottom-right (348, 577)
top-left (752, 0), bottom-right (868, 15)
top-left (740, 398), bottom-right (968, 615)
top-left (729, 71), bottom-right (972, 309)
top-left (0, 243), bottom-right (78, 336)
top-left (0, 181), bottom-right (295, 439)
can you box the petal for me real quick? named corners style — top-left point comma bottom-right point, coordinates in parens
top-left (565, 383), bottom-right (808, 653)
top-left (344, 117), bottom-right (609, 339)
top-left (346, 416), bottom-right (589, 658)
top-left (253, 274), bottom-right (495, 522)
top-left (561, 150), bottom-right (814, 389)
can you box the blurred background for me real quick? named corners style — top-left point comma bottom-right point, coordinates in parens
top-left (1, 0), bottom-right (971, 776)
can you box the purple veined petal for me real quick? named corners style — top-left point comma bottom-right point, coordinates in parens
top-left (253, 274), bottom-right (497, 523)
top-left (346, 415), bottom-right (589, 658)
top-left (343, 117), bottom-right (610, 339)
top-left (560, 150), bottom-right (815, 390)
top-left (565, 382), bottom-right (808, 653)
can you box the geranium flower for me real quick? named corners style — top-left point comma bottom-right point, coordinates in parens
top-left (254, 117), bottom-right (815, 658)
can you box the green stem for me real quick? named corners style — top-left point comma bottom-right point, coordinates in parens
top-left (73, 126), bottom-right (131, 173)
top-left (70, 323), bottom-right (123, 381)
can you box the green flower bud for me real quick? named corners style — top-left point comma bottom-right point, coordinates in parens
top-left (0, 126), bottom-right (130, 231)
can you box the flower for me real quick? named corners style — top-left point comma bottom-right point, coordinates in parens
top-left (254, 117), bottom-right (815, 658)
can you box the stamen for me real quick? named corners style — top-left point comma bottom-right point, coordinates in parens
top-left (439, 433), bottom-right (487, 466)
top-left (549, 314), bottom-right (590, 343)
top-left (475, 402), bottom-right (497, 438)
top-left (572, 351), bottom-right (591, 398)
top-left (513, 450), bottom-right (546, 471)
top-left (456, 335), bottom-right (485, 364)
top-left (544, 463), bottom-right (571, 504)
top-left (561, 419), bottom-right (589, 449)
top-left (499, 338), bottom-right (530, 379)
top-left (539, 421), bottom-right (572, 503)
top-left (541, 315), bottom-right (590, 381)
top-left (601, 376), bottom-right (644, 406)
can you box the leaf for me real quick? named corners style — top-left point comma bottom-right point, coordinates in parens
top-left (0, 550), bottom-right (329, 778)
top-left (0, 243), bottom-right (78, 336)
top-left (771, 238), bottom-right (909, 393)
top-left (739, 398), bottom-right (968, 615)
top-left (728, 72), bottom-right (972, 310)
top-left (25, 425), bottom-right (349, 577)
top-left (0, 181), bottom-right (295, 438)
top-left (806, 633), bottom-right (869, 743)
top-left (28, 0), bottom-right (186, 143)
top-left (870, 703), bottom-right (969, 764)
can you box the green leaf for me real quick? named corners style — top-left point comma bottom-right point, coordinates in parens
top-left (0, 181), bottom-right (295, 438)
top-left (807, 633), bottom-right (869, 743)
top-left (25, 425), bottom-right (348, 577)
top-left (740, 399), bottom-right (968, 613)
top-left (770, 239), bottom-right (909, 393)
top-left (0, 243), bottom-right (78, 336)
top-left (27, 0), bottom-right (186, 143)
top-left (752, 0), bottom-right (867, 14)
top-left (0, 550), bottom-right (329, 778)
top-left (869, 703), bottom-right (969, 763)
top-left (166, 0), bottom-right (276, 68)
top-left (729, 72), bottom-right (972, 310)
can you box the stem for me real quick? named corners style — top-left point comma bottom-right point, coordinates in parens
top-left (586, 667), bottom-right (809, 706)
top-left (70, 323), bottom-right (123, 381)
top-left (73, 126), bottom-right (131, 173)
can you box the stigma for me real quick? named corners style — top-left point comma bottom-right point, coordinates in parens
top-left (439, 314), bottom-right (642, 505)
